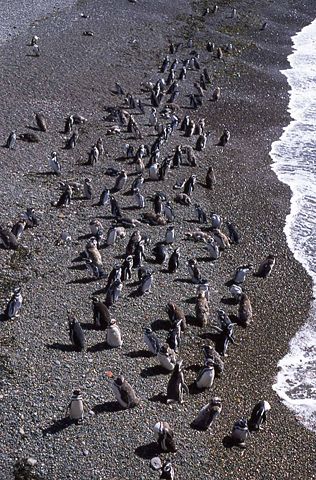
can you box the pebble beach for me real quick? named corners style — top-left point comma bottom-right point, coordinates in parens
top-left (0, 1), bottom-right (315, 479)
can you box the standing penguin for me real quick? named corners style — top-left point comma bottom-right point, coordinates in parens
top-left (106, 319), bottom-right (123, 348)
top-left (191, 397), bottom-right (222, 431)
top-left (157, 344), bottom-right (177, 371)
top-left (160, 460), bottom-right (175, 480)
top-left (111, 375), bottom-right (140, 409)
top-left (4, 131), bottom-right (17, 149)
top-left (248, 400), bottom-right (271, 431)
top-left (153, 421), bottom-right (177, 452)
top-left (11, 218), bottom-right (26, 240)
top-left (234, 264), bottom-right (253, 284)
top-left (203, 345), bottom-right (224, 378)
top-left (35, 112), bottom-right (47, 132)
top-left (196, 359), bottom-right (215, 389)
top-left (4, 287), bottom-right (23, 320)
top-left (195, 290), bottom-right (209, 327)
top-left (152, 242), bottom-right (168, 264)
top-left (0, 226), bottom-right (19, 250)
top-left (168, 247), bottom-right (180, 273)
top-left (67, 390), bottom-right (84, 424)
top-left (84, 178), bottom-right (93, 200)
top-left (113, 170), bottom-right (127, 192)
top-left (231, 419), bottom-right (249, 447)
top-left (255, 254), bottom-right (275, 278)
top-left (187, 258), bottom-right (202, 284)
top-left (68, 314), bottom-right (85, 351)
top-left (166, 320), bottom-right (182, 354)
top-left (166, 360), bottom-right (189, 404)
top-left (238, 293), bottom-right (253, 326)
top-left (166, 303), bottom-right (186, 331)
top-left (205, 238), bottom-right (220, 260)
top-left (205, 166), bottom-right (216, 189)
top-left (138, 271), bottom-right (153, 295)
top-left (49, 151), bottom-right (61, 175)
top-left (165, 225), bottom-right (175, 244)
top-left (92, 297), bottom-right (110, 330)
top-left (144, 326), bottom-right (160, 355)
top-left (218, 128), bottom-right (230, 146)
top-left (54, 184), bottom-right (72, 208)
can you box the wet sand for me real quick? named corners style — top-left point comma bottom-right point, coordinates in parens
top-left (0, 1), bottom-right (315, 479)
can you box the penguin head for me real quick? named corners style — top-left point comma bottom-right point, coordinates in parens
top-left (114, 375), bottom-right (124, 386)
top-left (73, 389), bottom-right (81, 396)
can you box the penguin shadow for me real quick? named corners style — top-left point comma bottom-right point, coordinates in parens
top-left (150, 318), bottom-right (169, 331)
top-left (77, 233), bottom-right (92, 241)
top-left (0, 313), bottom-right (8, 322)
top-left (71, 254), bottom-right (85, 263)
top-left (221, 297), bottom-right (239, 306)
top-left (173, 277), bottom-right (192, 284)
top-left (80, 322), bottom-right (99, 331)
top-left (185, 363), bottom-right (201, 373)
top-left (88, 342), bottom-right (112, 353)
top-left (26, 124), bottom-right (41, 132)
top-left (222, 435), bottom-right (246, 449)
top-left (134, 442), bottom-right (161, 460)
top-left (148, 392), bottom-right (166, 403)
top-left (184, 296), bottom-right (196, 305)
top-left (188, 382), bottom-right (204, 395)
top-left (141, 365), bottom-right (169, 378)
top-left (128, 289), bottom-right (142, 298)
top-left (46, 342), bottom-right (76, 352)
top-left (125, 280), bottom-right (139, 288)
top-left (66, 277), bottom-right (96, 285)
top-left (114, 253), bottom-right (126, 260)
top-left (196, 256), bottom-right (212, 263)
top-left (125, 349), bottom-right (154, 359)
top-left (28, 171), bottom-right (55, 177)
top-left (224, 279), bottom-right (235, 287)
top-left (229, 313), bottom-right (244, 328)
top-left (92, 286), bottom-right (108, 295)
top-left (92, 401), bottom-right (124, 415)
top-left (42, 417), bottom-right (74, 436)
top-left (68, 264), bottom-right (86, 272)
top-left (185, 314), bottom-right (197, 327)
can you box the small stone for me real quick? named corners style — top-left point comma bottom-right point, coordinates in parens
top-left (27, 457), bottom-right (37, 466)
top-left (83, 449), bottom-right (89, 456)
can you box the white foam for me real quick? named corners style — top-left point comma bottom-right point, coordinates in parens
top-left (270, 18), bottom-right (316, 433)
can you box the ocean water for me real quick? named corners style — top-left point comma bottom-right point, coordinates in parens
top-left (270, 18), bottom-right (316, 433)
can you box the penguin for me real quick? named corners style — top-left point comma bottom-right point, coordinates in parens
top-left (133, 239), bottom-right (146, 268)
top-left (166, 303), bottom-right (186, 331)
top-left (88, 145), bottom-right (99, 166)
top-left (49, 151), bottom-right (61, 175)
top-left (166, 360), bottom-right (189, 404)
top-left (157, 344), bottom-right (177, 371)
top-left (67, 390), bottom-right (84, 424)
top-left (125, 230), bottom-right (141, 256)
top-left (186, 145), bottom-right (197, 166)
top-left (218, 129), bottom-right (230, 146)
top-left (149, 108), bottom-right (157, 126)
top-left (65, 131), bottom-right (78, 149)
top-left (85, 237), bottom-right (104, 273)
top-left (121, 255), bottom-right (133, 281)
top-left (0, 226), bottom-right (18, 250)
top-left (168, 247), bottom-right (180, 273)
top-left (175, 193), bottom-right (191, 206)
top-left (255, 254), bottom-right (275, 278)
top-left (113, 170), bottom-right (127, 192)
top-left (205, 238), bottom-right (220, 260)
top-left (35, 112), bottom-right (47, 132)
top-left (4, 131), bottom-right (16, 149)
top-left (166, 320), bottom-right (182, 354)
top-left (148, 161), bottom-right (160, 180)
top-left (229, 284), bottom-right (243, 301)
top-left (179, 65), bottom-right (187, 80)
top-left (226, 221), bottom-right (240, 244)
top-left (110, 195), bottom-right (122, 219)
top-left (212, 228), bottom-right (230, 250)
top-left (196, 359), bottom-right (215, 389)
top-left (64, 115), bottom-right (74, 134)
top-left (133, 189), bottom-right (145, 209)
top-left (210, 213), bottom-right (221, 229)
top-left (195, 291), bottom-right (209, 327)
top-left (234, 264), bottom-right (253, 284)
top-left (212, 310), bottom-right (236, 356)
top-left (111, 375), bottom-right (139, 409)
top-left (105, 265), bottom-right (122, 291)
top-left (206, 166), bottom-right (215, 190)
top-left (92, 297), bottom-right (110, 329)
top-left (196, 133), bottom-right (207, 151)
top-left (161, 55), bottom-right (170, 73)
top-left (135, 157), bottom-right (145, 175)
top-left (172, 145), bottom-right (182, 168)
top-left (105, 226), bottom-right (117, 246)
top-left (11, 219), bottom-right (26, 240)
top-left (83, 178), bottom-right (93, 200)
top-left (153, 421), bottom-right (177, 452)
top-left (195, 204), bottom-right (207, 224)
top-left (68, 314), bottom-right (85, 351)
top-left (163, 202), bottom-right (175, 223)
top-left (114, 82), bottom-right (125, 95)
top-left (183, 175), bottom-right (197, 196)
top-left (248, 400), bottom-right (271, 432)
top-left (196, 281), bottom-right (210, 301)
top-left (191, 397), bottom-right (222, 431)
top-left (185, 120), bottom-right (195, 137)
top-left (212, 87), bottom-right (221, 101)
top-left (203, 345), bottom-right (224, 377)
top-left (238, 293), bottom-right (253, 327)
top-left (106, 319), bottom-right (123, 348)
top-left (105, 279), bottom-right (123, 307)
top-left (30, 35), bottom-right (39, 46)
top-left (231, 419), bottom-right (249, 447)
top-left (216, 47), bottom-right (223, 60)
top-left (152, 242), bottom-right (168, 264)
top-left (23, 207), bottom-right (38, 228)
top-left (89, 219), bottom-right (103, 237)
top-left (165, 225), bottom-right (175, 244)
top-left (187, 258), bottom-right (202, 284)
top-left (33, 43), bottom-right (40, 56)
top-left (96, 137), bottom-right (104, 156)
top-left (4, 287), bottom-right (23, 320)
top-left (160, 460), bottom-right (175, 480)
top-left (144, 326), bottom-right (160, 355)
top-left (138, 271), bottom-right (153, 295)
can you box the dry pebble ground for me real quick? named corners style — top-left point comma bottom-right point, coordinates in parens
top-left (0, 0), bottom-right (316, 479)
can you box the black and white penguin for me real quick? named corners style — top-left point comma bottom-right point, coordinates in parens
top-left (195, 204), bottom-right (207, 224)
top-left (110, 195), bottom-right (122, 219)
top-left (88, 145), bottom-right (99, 166)
top-left (106, 319), bottom-right (123, 348)
top-left (68, 314), bottom-right (85, 351)
top-left (49, 151), bottom-right (61, 176)
top-left (83, 178), bottom-right (93, 200)
top-left (218, 128), bottom-right (230, 146)
top-left (0, 226), bottom-right (19, 250)
top-left (4, 131), bottom-right (17, 149)
top-left (238, 293), bottom-right (253, 326)
top-left (160, 460), bottom-right (175, 480)
top-left (205, 238), bottom-right (220, 260)
top-left (255, 254), bottom-right (275, 278)
top-left (92, 297), bottom-right (110, 329)
top-left (157, 344), bottom-right (177, 371)
top-left (4, 287), bottom-right (23, 320)
top-left (35, 112), bottom-right (47, 132)
top-left (191, 397), bottom-right (222, 431)
top-left (166, 360), bottom-right (189, 404)
top-left (138, 271), bottom-right (153, 295)
top-left (54, 184), bottom-right (73, 208)
top-left (165, 225), bottom-right (175, 244)
top-left (166, 320), bottom-right (182, 354)
top-left (229, 284), bottom-right (243, 301)
top-left (111, 375), bottom-right (140, 409)
top-left (105, 279), bottom-right (123, 307)
top-left (113, 170), bottom-right (127, 192)
top-left (65, 131), bottom-right (79, 149)
top-left (206, 166), bottom-right (216, 189)
top-left (248, 400), bottom-right (271, 431)
top-left (64, 115), bottom-right (74, 134)
top-left (231, 419), bottom-right (249, 447)
top-left (195, 291), bottom-right (209, 327)
top-left (98, 187), bottom-right (110, 206)
top-left (234, 264), bottom-right (253, 284)
top-left (196, 359), bottom-right (215, 389)
top-left (212, 310), bottom-right (236, 356)
top-left (67, 390), bottom-right (84, 424)
top-left (144, 326), bottom-right (160, 355)
top-left (11, 218), bottom-right (26, 240)
top-left (226, 221), bottom-right (240, 244)
top-left (203, 345), bottom-right (224, 377)
top-left (212, 87), bottom-right (221, 101)
top-left (196, 133), bottom-right (207, 151)
top-left (187, 258), bottom-right (202, 284)
top-left (168, 247), bottom-right (180, 273)
top-left (153, 421), bottom-right (177, 452)
top-left (183, 174), bottom-right (197, 196)
top-left (120, 255), bottom-right (133, 281)
top-left (152, 242), bottom-right (168, 264)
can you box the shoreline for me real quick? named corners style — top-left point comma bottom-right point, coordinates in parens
top-left (0, 1), bottom-right (315, 479)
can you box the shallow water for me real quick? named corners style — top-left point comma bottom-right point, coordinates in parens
top-left (270, 17), bottom-right (316, 433)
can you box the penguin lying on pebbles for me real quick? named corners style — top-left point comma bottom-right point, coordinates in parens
top-left (67, 390), bottom-right (85, 424)
top-left (166, 360), bottom-right (189, 404)
top-left (153, 421), bottom-right (177, 452)
top-left (4, 287), bottom-right (23, 320)
top-left (110, 374), bottom-right (140, 409)
top-left (248, 400), bottom-right (271, 431)
top-left (191, 397), bottom-right (222, 431)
